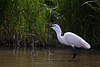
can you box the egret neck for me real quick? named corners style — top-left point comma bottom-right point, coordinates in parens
top-left (57, 33), bottom-right (64, 44)
top-left (55, 29), bottom-right (65, 44)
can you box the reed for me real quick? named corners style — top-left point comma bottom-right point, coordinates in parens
top-left (0, 0), bottom-right (51, 46)
top-left (0, 0), bottom-right (99, 47)
top-left (85, 0), bottom-right (100, 46)
top-left (50, 0), bottom-right (100, 46)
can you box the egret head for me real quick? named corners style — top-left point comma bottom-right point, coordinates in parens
top-left (50, 24), bottom-right (62, 35)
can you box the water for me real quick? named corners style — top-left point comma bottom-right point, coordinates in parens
top-left (0, 47), bottom-right (100, 67)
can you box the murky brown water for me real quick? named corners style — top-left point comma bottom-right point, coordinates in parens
top-left (0, 47), bottom-right (100, 67)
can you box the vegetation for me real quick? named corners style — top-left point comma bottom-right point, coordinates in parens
top-left (0, 0), bottom-right (100, 48)
top-left (56, 0), bottom-right (100, 47)
top-left (0, 0), bottom-right (51, 47)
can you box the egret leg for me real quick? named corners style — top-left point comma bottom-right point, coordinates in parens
top-left (71, 45), bottom-right (77, 60)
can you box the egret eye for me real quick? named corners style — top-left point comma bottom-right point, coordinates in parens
top-left (52, 24), bottom-right (56, 27)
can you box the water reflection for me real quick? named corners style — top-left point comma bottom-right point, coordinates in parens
top-left (0, 47), bottom-right (100, 67)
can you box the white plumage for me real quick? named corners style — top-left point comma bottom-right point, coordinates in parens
top-left (64, 32), bottom-right (91, 49)
top-left (50, 24), bottom-right (91, 59)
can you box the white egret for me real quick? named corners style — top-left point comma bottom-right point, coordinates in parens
top-left (49, 24), bottom-right (91, 59)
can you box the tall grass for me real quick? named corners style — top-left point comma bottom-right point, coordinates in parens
top-left (50, 0), bottom-right (100, 47)
top-left (85, 0), bottom-right (100, 46)
top-left (0, 0), bottom-right (51, 46)
top-left (0, 0), bottom-right (99, 47)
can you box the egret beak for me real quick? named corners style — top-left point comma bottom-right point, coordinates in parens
top-left (47, 23), bottom-right (55, 28)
